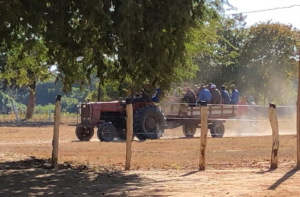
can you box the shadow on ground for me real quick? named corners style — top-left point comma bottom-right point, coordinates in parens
top-left (0, 157), bottom-right (157, 197)
top-left (0, 122), bottom-right (53, 127)
top-left (268, 167), bottom-right (300, 190)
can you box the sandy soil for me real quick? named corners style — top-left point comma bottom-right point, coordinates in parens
top-left (1, 124), bottom-right (300, 196)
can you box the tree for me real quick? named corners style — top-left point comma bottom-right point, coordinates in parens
top-left (0, 1), bottom-right (227, 98)
top-left (0, 92), bottom-right (26, 114)
top-left (0, 39), bottom-right (51, 119)
top-left (109, 1), bottom-right (227, 96)
top-left (238, 22), bottom-right (300, 104)
top-left (193, 14), bottom-right (247, 86)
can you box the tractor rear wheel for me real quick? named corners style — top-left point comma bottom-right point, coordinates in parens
top-left (134, 105), bottom-right (165, 141)
top-left (75, 126), bottom-right (94, 141)
top-left (210, 121), bottom-right (225, 138)
top-left (97, 123), bottom-right (117, 142)
top-left (182, 124), bottom-right (197, 138)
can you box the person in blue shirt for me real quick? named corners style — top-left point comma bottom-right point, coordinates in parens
top-left (151, 88), bottom-right (160, 103)
top-left (197, 85), bottom-right (212, 104)
top-left (230, 84), bottom-right (239, 104)
top-left (220, 85), bottom-right (231, 104)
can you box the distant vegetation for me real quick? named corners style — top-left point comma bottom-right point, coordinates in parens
top-left (0, 1), bottom-right (299, 116)
top-left (0, 76), bottom-right (125, 114)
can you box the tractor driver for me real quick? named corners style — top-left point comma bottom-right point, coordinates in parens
top-left (133, 84), bottom-right (153, 102)
top-left (134, 90), bottom-right (151, 102)
top-left (151, 87), bottom-right (160, 103)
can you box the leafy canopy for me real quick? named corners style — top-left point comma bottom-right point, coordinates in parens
top-left (238, 22), bottom-right (300, 104)
top-left (0, 0), bottom-right (226, 95)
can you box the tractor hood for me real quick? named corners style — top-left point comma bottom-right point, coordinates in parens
top-left (83, 101), bottom-right (126, 112)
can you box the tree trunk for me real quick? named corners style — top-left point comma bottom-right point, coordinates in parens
top-left (97, 81), bottom-right (101, 102)
top-left (26, 81), bottom-right (37, 119)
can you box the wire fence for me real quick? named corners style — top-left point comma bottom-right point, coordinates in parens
top-left (0, 111), bottom-right (79, 125)
top-left (0, 103), bottom-right (297, 171)
top-left (0, 103), bottom-right (297, 137)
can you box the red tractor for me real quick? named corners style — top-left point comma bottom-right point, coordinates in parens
top-left (75, 99), bottom-right (165, 142)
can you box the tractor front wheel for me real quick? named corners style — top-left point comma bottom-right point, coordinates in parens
top-left (75, 126), bottom-right (94, 141)
top-left (97, 123), bottom-right (117, 142)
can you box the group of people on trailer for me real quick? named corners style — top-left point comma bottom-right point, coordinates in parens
top-left (133, 82), bottom-right (255, 118)
top-left (180, 83), bottom-right (256, 117)
top-left (182, 83), bottom-right (239, 105)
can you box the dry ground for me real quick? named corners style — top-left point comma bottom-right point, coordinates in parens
top-left (1, 123), bottom-right (300, 196)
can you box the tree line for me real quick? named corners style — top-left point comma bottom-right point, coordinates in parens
top-left (0, 1), bottom-right (299, 117)
top-left (193, 16), bottom-right (299, 105)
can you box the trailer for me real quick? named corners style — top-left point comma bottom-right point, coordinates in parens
top-left (165, 103), bottom-right (238, 138)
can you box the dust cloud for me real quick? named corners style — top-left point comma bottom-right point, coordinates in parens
top-left (161, 104), bottom-right (296, 139)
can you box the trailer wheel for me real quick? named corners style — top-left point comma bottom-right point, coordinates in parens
top-left (97, 123), bottom-right (117, 142)
top-left (210, 121), bottom-right (225, 138)
top-left (134, 105), bottom-right (165, 140)
top-left (182, 124), bottom-right (197, 138)
top-left (75, 126), bottom-right (94, 141)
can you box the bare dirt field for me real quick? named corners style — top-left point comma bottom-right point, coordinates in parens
top-left (1, 123), bottom-right (300, 196)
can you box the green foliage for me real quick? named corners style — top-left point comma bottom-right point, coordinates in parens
top-left (1, 79), bottom-right (94, 114)
top-left (14, 102), bottom-right (27, 112)
top-left (61, 97), bottom-right (79, 113)
top-left (193, 17), bottom-right (300, 105)
top-left (86, 79), bottom-right (128, 101)
top-left (0, 92), bottom-right (14, 113)
top-left (64, 87), bottom-right (90, 102)
top-left (0, 0), bottom-right (226, 95)
top-left (0, 37), bottom-right (51, 118)
top-left (34, 104), bottom-right (55, 114)
top-left (4, 1), bottom-right (297, 107)
top-left (1, 39), bottom-right (50, 87)
top-left (238, 22), bottom-right (299, 104)
top-left (109, 1), bottom-right (224, 95)
top-left (194, 15), bottom-right (247, 86)
top-left (0, 92), bottom-right (26, 113)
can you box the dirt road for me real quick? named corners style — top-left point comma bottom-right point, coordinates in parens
top-left (0, 124), bottom-right (299, 196)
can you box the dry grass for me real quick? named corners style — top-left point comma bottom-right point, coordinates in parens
top-left (0, 113), bottom-right (78, 124)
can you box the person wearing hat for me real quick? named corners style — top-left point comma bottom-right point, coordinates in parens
top-left (220, 85), bottom-right (231, 104)
top-left (182, 87), bottom-right (197, 105)
top-left (210, 84), bottom-right (222, 104)
top-left (193, 85), bottom-right (200, 96)
top-left (197, 85), bottom-right (212, 104)
top-left (230, 84), bottom-right (239, 104)
top-left (208, 82), bottom-right (213, 93)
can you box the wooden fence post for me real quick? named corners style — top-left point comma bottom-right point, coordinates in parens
top-left (297, 49), bottom-right (300, 166)
top-left (52, 95), bottom-right (61, 169)
top-left (269, 103), bottom-right (279, 169)
top-left (125, 99), bottom-right (133, 171)
top-left (298, 100), bottom-right (300, 166)
top-left (48, 103), bottom-right (51, 123)
top-left (199, 101), bottom-right (208, 171)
